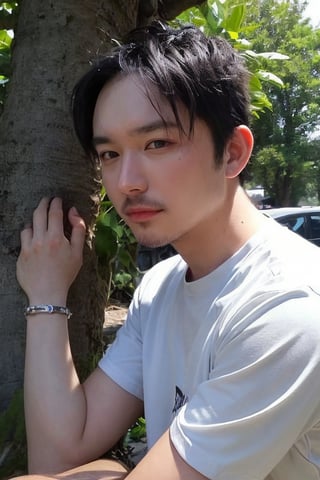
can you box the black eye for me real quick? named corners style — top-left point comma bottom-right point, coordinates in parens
top-left (147, 140), bottom-right (169, 149)
top-left (100, 151), bottom-right (119, 161)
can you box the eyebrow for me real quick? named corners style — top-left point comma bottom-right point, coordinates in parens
top-left (92, 119), bottom-right (179, 147)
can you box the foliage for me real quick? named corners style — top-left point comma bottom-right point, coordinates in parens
top-left (0, 390), bottom-right (27, 478)
top-left (94, 193), bottom-right (139, 304)
top-left (243, 0), bottom-right (320, 206)
top-left (250, 145), bottom-right (311, 206)
top-left (176, 1), bottom-right (320, 206)
top-left (0, 2), bottom-right (18, 111)
top-left (174, 0), bottom-right (288, 118)
top-left (126, 417), bottom-right (147, 442)
top-left (0, 28), bottom-right (11, 107)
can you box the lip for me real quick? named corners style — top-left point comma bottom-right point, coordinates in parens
top-left (125, 207), bottom-right (163, 223)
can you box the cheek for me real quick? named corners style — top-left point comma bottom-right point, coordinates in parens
top-left (173, 153), bottom-right (205, 188)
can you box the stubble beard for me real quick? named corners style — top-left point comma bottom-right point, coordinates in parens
top-left (131, 227), bottom-right (174, 249)
top-left (129, 219), bottom-right (189, 251)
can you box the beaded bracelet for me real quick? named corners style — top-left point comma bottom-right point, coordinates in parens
top-left (24, 304), bottom-right (72, 320)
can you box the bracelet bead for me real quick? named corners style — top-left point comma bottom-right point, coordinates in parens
top-left (24, 304), bottom-right (72, 320)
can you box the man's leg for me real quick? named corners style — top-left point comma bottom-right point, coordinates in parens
top-left (12, 458), bottom-right (129, 480)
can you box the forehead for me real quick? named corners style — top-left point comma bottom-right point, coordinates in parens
top-left (92, 73), bottom-right (189, 136)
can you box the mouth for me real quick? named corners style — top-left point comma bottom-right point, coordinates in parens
top-left (124, 207), bottom-right (163, 223)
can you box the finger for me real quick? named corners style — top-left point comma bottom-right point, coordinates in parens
top-left (47, 197), bottom-right (64, 236)
top-left (20, 225), bottom-right (33, 246)
top-left (68, 206), bottom-right (86, 253)
top-left (32, 197), bottom-right (50, 238)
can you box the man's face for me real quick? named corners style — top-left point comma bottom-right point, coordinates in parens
top-left (92, 74), bottom-right (228, 250)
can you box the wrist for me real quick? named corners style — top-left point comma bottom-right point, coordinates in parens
top-left (24, 304), bottom-right (72, 320)
top-left (27, 294), bottom-right (68, 306)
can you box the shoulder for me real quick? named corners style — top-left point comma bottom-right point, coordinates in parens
top-left (215, 289), bottom-right (320, 378)
top-left (137, 254), bottom-right (186, 298)
top-left (246, 219), bottom-right (320, 292)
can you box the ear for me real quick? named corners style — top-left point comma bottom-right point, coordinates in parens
top-left (224, 125), bottom-right (254, 179)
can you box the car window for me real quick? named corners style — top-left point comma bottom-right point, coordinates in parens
top-left (277, 214), bottom-right (307, 237)
top-left (309, 214), bottom-right (320, 239)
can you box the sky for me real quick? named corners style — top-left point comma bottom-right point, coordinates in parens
top-left (303, 0), bottom-right (320, 27)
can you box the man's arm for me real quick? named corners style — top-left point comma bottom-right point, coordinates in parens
top-left (17, 198), bottom-right (143, 473)
top-left (25, 364), bottom-right (143, 473)
top-left (13, 458), bottom-right (129, 480)
top-left (127, 430), bottom-right (208, 480)
top-left (13, 431), bottom-right (208, 480)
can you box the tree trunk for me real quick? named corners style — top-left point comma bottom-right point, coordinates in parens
top-left (0, 0), bottom-right (141, 411)
top-left (0, 0), bottom-right (199, 413)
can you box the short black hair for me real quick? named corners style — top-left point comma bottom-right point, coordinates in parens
top-left (72, 21), bottom-right (250, 166)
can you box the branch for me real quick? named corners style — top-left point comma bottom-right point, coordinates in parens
top-left (158, 0), bottom-right (204, 21)
top-left (137, 0), bottom-right (204, 26)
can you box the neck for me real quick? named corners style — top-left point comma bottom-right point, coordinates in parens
top-left (173, 185), bottom-right (268, 281)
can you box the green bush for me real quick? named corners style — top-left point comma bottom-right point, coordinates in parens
top-left (0, 390), bottom-right (27, 479)
top-left (94, 195), bottom-right (139, 305)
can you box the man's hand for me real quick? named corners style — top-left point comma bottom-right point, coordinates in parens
top-left (17, 197), bottom-right (86, 305)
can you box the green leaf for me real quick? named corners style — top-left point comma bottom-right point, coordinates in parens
top-left (256, 52), bottom-right (289, 61)
top-left (118, 248), bottom-right (136, 270)
top-left (222, 4), bottom-right (245, 34)
top-left (0, 75), bottom-right (8, 84)
top-left (257, 70), bottom-right (284, 88)
top-left (94, 226), bottom-right (118, 260)
top-left (0, 29), bottom-right (12, 49)
top-left (128, 417), bottom-right (146, 441)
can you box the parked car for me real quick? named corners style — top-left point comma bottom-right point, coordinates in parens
top-left (137, 244), bottom-right (177, 272)
top-left (264, 206), bottom-right (320, 246)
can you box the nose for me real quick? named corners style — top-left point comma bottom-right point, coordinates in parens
top-left (117, 151), bottom-right (148, 196)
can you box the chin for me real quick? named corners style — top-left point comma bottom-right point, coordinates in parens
top-left (132, 224), bottom-right (185, 249)
top-left (137, 238), bottom-right (170, 248)
top-left (135, 232), bottom-right (173, 249)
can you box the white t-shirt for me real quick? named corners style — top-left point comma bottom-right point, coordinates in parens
top-left (99, 218), bottom-right (320, 479)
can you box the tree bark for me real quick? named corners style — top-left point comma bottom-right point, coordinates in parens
top-left (0, 0), bottom-right (138, 411)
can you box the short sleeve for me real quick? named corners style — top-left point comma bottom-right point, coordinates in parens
top-left (170, 294), bottom-right (320, 480)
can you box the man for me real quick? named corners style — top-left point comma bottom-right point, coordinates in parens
top-left (15, 21), bottom-right (320, 480)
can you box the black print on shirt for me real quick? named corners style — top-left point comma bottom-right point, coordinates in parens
top-left (172, 385), bottom-right (188, 415)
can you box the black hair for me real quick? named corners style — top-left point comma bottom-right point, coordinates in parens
top-left (72, 21), bottom-right (250, 166)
